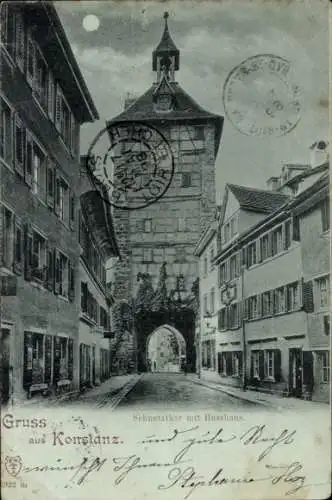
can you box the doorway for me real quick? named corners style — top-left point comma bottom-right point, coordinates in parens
top-left (289, 348), bottom-right (303, 398)
top-left (0, 328), bottom-right (11, 405)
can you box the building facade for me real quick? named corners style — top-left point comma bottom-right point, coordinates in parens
top-left (107, 13), bottom-right (223, 371)
top-left (0, 3), bottom-right (99, 404)
top-left (78, 183), bottom-right (120, 389)
top-left (196, 147), bottom-right (330, 403)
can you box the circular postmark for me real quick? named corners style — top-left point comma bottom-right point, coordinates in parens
top-left (222, 54), bottom-right (302, 137)
top-left (86, 121), bottom-right (175, 210)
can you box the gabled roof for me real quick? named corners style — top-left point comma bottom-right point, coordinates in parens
top-left (107, 83), bottom-right (224, 157)
top-left (227, 184), bottom-right (289, 213)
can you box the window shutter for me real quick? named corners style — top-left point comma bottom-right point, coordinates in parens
top-left (46, 161), bottom-right (55, 209)
top-left (68, 338), bottom-right (74, 380)
top-left (250, 353), bottom-right (254, 380)
top-left (55, 85), bottom-right (63, 132)
top-left (53, 337), bottom-right (61, 382)
top-left (47, 73), bottom-right (55, 120)
top-left (25, 131), bottom-right (33, 186)
top-left (68, 259), bottom-right (75, 301)
top-left (69, 191), bottom-right (75, 230)
top-left (267, 233), bottom-right (272, 257)
top-left (257, 294), bottom-right (262, 318)
top-left (44, 335), bottom-right (53, 384)
top-left (256, 239), bottom-right (262, 263)
top-left (293, 216), bottom-right (300, 241)
top-left (274, 349), bottom-right (282, 382)
top-left (55, 175), bottom-right (61, 215)
top-left (241, 247), bottom-right (247, 268)
top-left (46, 247), bottom-right (54, 291)
top-left (23, 332), bottom-right (33, 389)
top-left (302, 280), bottom-right (314, 313)
top-left (284, 220), bottom-right (291, 249)
top-left (13, 218), bottom-right (23, 274)
top-left (14, 115), bottom-right (25, 175)
top-left (259, 351), bottom-right (265, 380)
top-left (15, 12), bottom-right (25, 71)
top-left (24, 223), bottom-right (33, 280)
top-left (54, 249), bottom-right (60, 294)
top-left (27, 36), bottom-right (36, 86)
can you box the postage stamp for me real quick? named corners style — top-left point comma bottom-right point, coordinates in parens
top-left (86, 121), bottom-right (175, 210)
top-left (222, 54), bottom-right (302, 137)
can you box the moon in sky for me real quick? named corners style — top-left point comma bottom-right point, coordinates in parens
top-left (82, 14), bottom-right (100, 32)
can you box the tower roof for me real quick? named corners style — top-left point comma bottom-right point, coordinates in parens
top-left (152, 12), bottom-right (180, 71)
top-left (107, 82), bottom-right (224, 157)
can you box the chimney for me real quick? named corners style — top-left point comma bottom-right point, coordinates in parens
top-left (310, 140), bottom-right (329, 168)
top-left (266, 176), bottom-right (281, 191)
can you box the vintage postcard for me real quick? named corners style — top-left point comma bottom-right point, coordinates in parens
top-left (0, 1), bottom-right (330, 499)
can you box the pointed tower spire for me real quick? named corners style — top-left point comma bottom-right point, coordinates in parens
top-left (152, 12), bottom-right (180, 82)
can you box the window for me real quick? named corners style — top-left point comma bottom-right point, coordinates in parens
top-left (274, 286), bottom-right (285, 314)
top-left (319, 351), bottom-right (330, 383)
top-left (194, 126), bottom-right (205, 140)
top-left (284, 220), bottom-right (291, 249)
top-left (230, 216), bottom-right (237, 237)
top-left (224, 223), bottom-right (230, 242)
top-left (271, 226), bottom-right (283, 256)
top-left (229, 303), bottom-right (239, 328)
top-left (56, 86), bottom-right (73, 149)
top-left (286, 282), bottom-right (300, 311)
top-left (31, 142), bottom-right (46, 198)
top-left (143, 248), bottom-right (153, 263)
top-left (260, 234), bottom-right (269, 261)
top-left (219, 262), bottom-right (227, 285)
top-left (59, 252), bottom-right (68, 297)
top-left (210, 288), bottom-right (215, 314)
top-left (247, 243), bottom-right (256, 267)
top-left (181, 172), bottom-right (192, 188)
top-left (264, 350), bottom-right (274, 378)
top-left (1, 206), bottom-right (14, 268)
top-left (144, 219), bottom-right (152, 232)
top-left (232, 352), bottom-right (241, 376)
top-left (248, 295), bottom-right (258, 320)
top-left (230, 255), bottom-right (237, 280)
top-left (210, 247), bottom-right (214, 270)
top-left (203, 294), bottom-right (208, 315)
top-left (252, 351), bottom-right (260, 379)
top-left (203, 255), bottom-right (208, 276)
top-left (81, 282), bottom-right (88, 313)
top-left (59, 337), bottom-right (68, 378)
top-left (14, 117), bottom-right (25, 173)
top-left (35, 46), bottom-right (48, 110)
top-left (100, 307), bottom-right (109, 329)
top-left (321, 198), bottom-right (330, 232)
top-left (262, 291), bottom-right (273, 317)
top-left (218, 308), bottom-right (227, 330)
top-left (31, 231), bottom-right (47, 279)
top-left (56, 178), bottom-right (69, 222)
top-left (14, 12), bottom-right (25, 70)
top-left (47, 165), bottom-right (55, 199)
top-left (316, 276), bottom-right (329, 309)
top-left (178, 218), bottom-right (187, 231)
top-left (0, 98), bottom-right (12, 164)
top-left (14, 222), bottom-right (22, 266)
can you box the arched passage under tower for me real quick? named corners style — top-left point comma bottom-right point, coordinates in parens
top-left (146, 325), bottom-right (186, 373)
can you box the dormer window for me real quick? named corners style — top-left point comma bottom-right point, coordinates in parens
top-left (154, 93), bottom-right (173, 113)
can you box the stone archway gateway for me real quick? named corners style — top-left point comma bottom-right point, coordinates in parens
top-left (146, 325), bottom-right (186, 373)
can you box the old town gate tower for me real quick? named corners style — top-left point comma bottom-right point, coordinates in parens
top-left (108, 12), bottom-right (223, 372)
